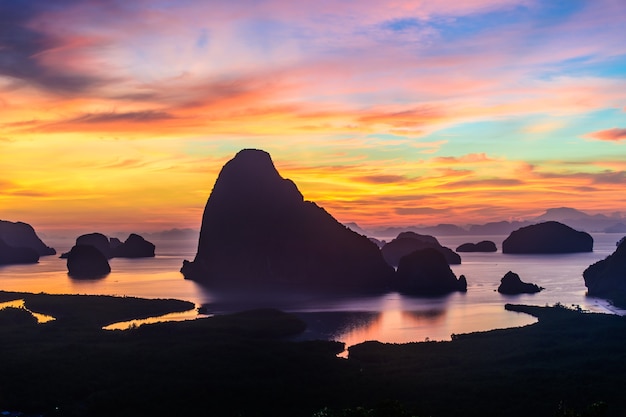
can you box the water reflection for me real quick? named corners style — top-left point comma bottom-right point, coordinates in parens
top-left (197, 290), bottom-right (539, 351)
top-left (302, 302), bottom-right (536, 355)
top-left (0, 299), bottom-right (56, 324)
top-left (103, 308), bottom-right (210, 330)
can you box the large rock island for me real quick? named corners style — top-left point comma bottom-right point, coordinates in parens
top-left (583, 238), bottom-right (626, 301)
top-left (381, 232), bottom-right (461, 266)
top-left (0, 220), bottom-right (56, 256)
top-left (181, 149), bottom-right (394, 292)
top-left (395, 248), bottom-right (467, 295)
top-left (502, 221), bottom-right (593, 254)
top-left (66, 245), bottom-right (111, 278)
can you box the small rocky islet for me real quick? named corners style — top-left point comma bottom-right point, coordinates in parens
top-left (381, 231), bottom-right (462, 265)
top-left (456, 240), bottom-right (497, 252)
top-left (63, 232), bottom-right (155, 278)
top-left (60, 232), bottom-right (155, 259)
top-left (497, 271), bottom-right (544, 295)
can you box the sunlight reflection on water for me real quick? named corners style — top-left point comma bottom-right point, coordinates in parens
top-left (0, 299), bottom-right (56, 323)
top-left (103, 308), bottom-right (210, 330)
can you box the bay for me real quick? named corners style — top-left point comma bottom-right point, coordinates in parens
top-left (0, 233), bottom-right (623, 347)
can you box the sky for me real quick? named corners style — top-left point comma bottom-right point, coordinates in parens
top-left (1, 0), bottom-right (626, 236)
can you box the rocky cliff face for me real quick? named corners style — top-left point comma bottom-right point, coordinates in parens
top-left (0, 220), bottom-right (55, 256)
top-left (502, 221), bottom-right (593, 254)
top-left (181, 149), bottom-right (394, 293)
top-left (584, 239), bottom-right (626, 300)
top-left (0, 238), bottom-right (39, 265)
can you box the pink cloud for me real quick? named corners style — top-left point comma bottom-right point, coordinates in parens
top-left (4, 0), bottom-right (626, 146)
top-left (587, 128), bottom-right (626, 141)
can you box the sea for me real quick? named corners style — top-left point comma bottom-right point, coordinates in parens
top-left (1, 233), bottom-right (624, 349)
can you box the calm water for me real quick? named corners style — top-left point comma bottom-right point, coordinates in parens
top-left (1, 233), bottom-right (623, 348)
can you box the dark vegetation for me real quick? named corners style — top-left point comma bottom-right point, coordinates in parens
top-left (1, 291), bottom-right (626, 416)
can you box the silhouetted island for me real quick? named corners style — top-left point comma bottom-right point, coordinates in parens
top-left (66, 244), bottom-right (111, 278)
top-left (497, 271), bottom-right (543, 294)
top-left (395, 248), bottom-right (467, 295)
top-left (456, 240), bottom-right (497, 252)
top-left (64, 232), bottom-right (113, 258)
top-left (502, 221), bottom-right (593, 254)
top-left (0, 238), bottom-right (39, 265)
top-left (181, 149), bottom-right (394, 292)
top-left (467, 220), bottom-right (531, 235)
top-left (381, 231), bottom-right (461, 266)
top-left (112, 233), bottom-right (155, 258)
top-left (583, 238), bottom-right (626, 301)
top-left (61, 233), bottom-right (155, 259)
top-left (0, 220), bottom-right (56, 256)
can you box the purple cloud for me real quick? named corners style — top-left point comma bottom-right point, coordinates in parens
top-left (0, 1), bottom-right (107, 93)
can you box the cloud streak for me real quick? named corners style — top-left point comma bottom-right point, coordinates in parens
top-left (587, 128), bottom-right (626, 141)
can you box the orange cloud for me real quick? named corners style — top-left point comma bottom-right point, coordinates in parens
top-left (350, 175), bottom-right (409, 184)
top-left (586, 128), bottom-right (626, 141)
top-left (432, 153), bottom-right (495, 164)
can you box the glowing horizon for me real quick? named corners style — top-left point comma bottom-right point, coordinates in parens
top-left (2, 1), bottom-right (626, 236)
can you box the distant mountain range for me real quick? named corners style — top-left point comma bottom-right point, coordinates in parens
top-left (112, 208), bottom-right (623, 243)
top-left (346, 207), bottom-right (626, 239)
top-left (142, 228), bottom-right (199, 240)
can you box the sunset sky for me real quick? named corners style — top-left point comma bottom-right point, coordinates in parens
top-left (2, 0), bottom-right (626, 235)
